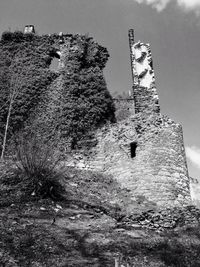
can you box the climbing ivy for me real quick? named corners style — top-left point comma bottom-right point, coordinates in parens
top-left (0, 31), bottom-right (58, 150)
top-left (37, 34), bottom-right (115, 149)
top-left (0, 30), bottom-right (115, 153)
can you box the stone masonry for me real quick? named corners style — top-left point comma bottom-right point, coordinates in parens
top-left (69, 29), bottom-right (191, 207)
top-left (128, 29), bottom-right (159, 115)
top-left (28, 25), bottom-right (191, 207)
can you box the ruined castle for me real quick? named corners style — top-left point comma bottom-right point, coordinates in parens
top-left (1, 25), bottom-right (191, 207)
top-left (69, 29), bottom-right (191, 207)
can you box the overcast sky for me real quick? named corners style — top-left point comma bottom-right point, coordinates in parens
top-left (0, 0), bottom-right (200, 178)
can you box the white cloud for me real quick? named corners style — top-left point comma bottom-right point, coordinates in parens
top-left (135, 0), bottom-right (170, 11)
top-left (134, 0), bottom-right (200, 12)
top-left (186, 146), bottom-right (200, 169)
top-left (178, 0), bottom-right (200, 9)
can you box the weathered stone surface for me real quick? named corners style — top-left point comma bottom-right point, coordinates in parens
top-left (65, 29), bottom-right (191, 208)
top-left (118, 205), bottom-right (200, 231)
top-left (68, 110), bottom-right (191, 207)
top-left (129, 29), bottom-right (159, 115)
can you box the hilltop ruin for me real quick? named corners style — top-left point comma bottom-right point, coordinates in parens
top-left (69, 29), bottom-right (191, 207)
top-left (0, 26), bottom-right (191, 207)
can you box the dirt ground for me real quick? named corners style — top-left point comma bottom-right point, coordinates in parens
top-left (1, 162), bottom-right (200, 267)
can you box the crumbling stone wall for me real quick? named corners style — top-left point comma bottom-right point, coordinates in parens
top-left (130, 114), bottom-right (190, 206)
top-left (67, 29), bottom-right (191, 207)
top-left (67, 112), bottom-right (190, 206)
top-left (34, 28), bottom-right (190, 208)
top-left (126, 30), bottom-right (190, 206)
top-left (128, 29), bottom-right (159, 115)
top-left (0, 26), bottom-right (191, 207)
top-left (133, 85), bottom-right (160, 115)
top-left (121, 205), bottom-right (200, 231)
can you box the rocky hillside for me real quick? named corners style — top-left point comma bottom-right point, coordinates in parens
top-left (1, 160), bottom-right (200, 267)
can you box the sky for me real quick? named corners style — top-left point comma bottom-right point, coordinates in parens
top-left (0, 0), bottom-right (200, 178)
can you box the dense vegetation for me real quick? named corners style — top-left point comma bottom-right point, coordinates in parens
top-left (36, 34), bottom-right (115, 150)
top-left (0, 31), bottom-right (115, 154)
top-left (0, 31), bottom-right (58, 150)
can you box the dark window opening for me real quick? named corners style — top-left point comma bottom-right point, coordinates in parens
top-left (130, 142), bottom-right (137, 158)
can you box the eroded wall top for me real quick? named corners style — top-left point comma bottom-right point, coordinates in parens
top-left (129, 29), bottom-right (160, 115)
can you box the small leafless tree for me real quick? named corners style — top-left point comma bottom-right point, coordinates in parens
top-left (0, 70), bottom-right (23, 160)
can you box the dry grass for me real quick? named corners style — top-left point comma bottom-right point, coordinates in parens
top-left (1, 147), bottom-right (200, 266)
top-left (12, 135), bottom-right (65, 200)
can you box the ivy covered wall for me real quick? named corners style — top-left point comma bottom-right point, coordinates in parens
top-left (0, 30), bottom-right (115, 152)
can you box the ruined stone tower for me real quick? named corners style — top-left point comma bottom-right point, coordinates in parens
top-left (0, 25), bottom-right (191, 207)
top-left (128, 29), bottom-right (159, 115)
top-left (125, 29), bottom-right (191, 206)
top-left (72, 29), bottom-right (191, 207)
